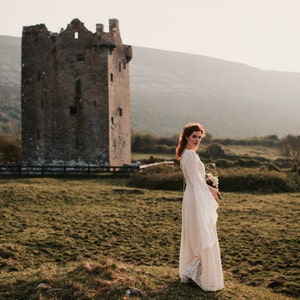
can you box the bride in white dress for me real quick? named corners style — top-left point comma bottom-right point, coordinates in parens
top-left (176, 122), bottom-right (224, 291)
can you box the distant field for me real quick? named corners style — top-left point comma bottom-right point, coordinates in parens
top-left (0, 177), bottom-right (298, 299)
top-left (221, 145), bottom-right (283, 161)
top-left (132, 143), bottom-right (283, 162)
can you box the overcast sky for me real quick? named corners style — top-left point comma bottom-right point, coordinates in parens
top-left (1, 0), bottom-right (300, 72)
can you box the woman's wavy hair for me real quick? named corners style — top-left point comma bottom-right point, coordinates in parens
top-left (175, 122), bottom-right (205, 160)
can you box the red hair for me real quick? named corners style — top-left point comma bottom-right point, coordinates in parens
top-left (175, 123), bottom-right (205, 160)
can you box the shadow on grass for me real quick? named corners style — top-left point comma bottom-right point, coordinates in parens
top-left (159, 280), bottom-right (224, 300)
top-left (0, 261), bottom-right (225, 300)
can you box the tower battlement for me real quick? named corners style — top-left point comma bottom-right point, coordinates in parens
top-left (21, 19), bottom-right (132, 166)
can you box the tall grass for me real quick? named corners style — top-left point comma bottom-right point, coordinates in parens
top-left (0, 177), bottom-right (299, 299)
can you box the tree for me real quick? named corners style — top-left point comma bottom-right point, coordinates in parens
top-left (206, 143), bottom-right (225, 158)
top-left (0, 134), bottom-right (21, 163)
top-left (279, 135), bottom-right (300, 163)
top-left (131, 132), bottom-right (157, 152)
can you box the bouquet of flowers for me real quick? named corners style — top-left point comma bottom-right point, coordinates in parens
top-left (206, 173), bottom-right (219, 188)
top-left (206, 173), bottom-right (222, 200)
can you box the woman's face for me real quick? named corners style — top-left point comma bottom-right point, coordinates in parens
top-left (186, 131), bottom-right (202, 150)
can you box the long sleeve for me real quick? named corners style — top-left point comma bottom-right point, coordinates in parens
top-left (179, 149), bottom-right (224, 291)
top-left (181, 150), bottom-right (218, 249)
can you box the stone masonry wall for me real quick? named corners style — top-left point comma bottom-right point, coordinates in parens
top-left (21, 19), bottom-right (132, 166)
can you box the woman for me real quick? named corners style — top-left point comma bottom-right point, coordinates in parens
top-left (176, 122), bottom-right (224, 291)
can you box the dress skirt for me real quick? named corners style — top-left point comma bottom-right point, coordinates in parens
top-left (179, 149), bottom-right (224, 291)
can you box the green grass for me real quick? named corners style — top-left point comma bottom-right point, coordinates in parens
top-left (0, 177), bottom-right (299, 299)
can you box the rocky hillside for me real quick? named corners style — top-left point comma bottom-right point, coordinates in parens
top-left (0, 35), bottom-right (299, 138)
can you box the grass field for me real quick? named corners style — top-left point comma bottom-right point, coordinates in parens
top-left (0, 176), bottom-right (299, 299)
top-left (220, 145), bottom-right (284, 161)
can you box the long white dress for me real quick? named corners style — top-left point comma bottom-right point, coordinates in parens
top-left (179, 149), bottom-right (224, 291)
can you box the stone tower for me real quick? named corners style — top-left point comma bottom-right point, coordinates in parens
top-left (21, 18), bottom-right (132, 166)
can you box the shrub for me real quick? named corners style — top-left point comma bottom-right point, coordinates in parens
top-left (128, 165), bottom-right (183, 191)
top-left (128, 165), bottom-right (300, 193)
top-left (234, 159), bottom-right (262, 168)
top-left (206, 143), bottom-right (225, 158)
top-left (216, 159), bottom-right (234, 168)
top-left (218, 169), bottom-right (299, 193)
top-left (0, 134), bottom-right (21, 163)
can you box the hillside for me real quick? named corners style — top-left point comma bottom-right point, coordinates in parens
top-left (0, 36), bottom-right (21, 135)
top-left (131, 47), bottom-right (300, 138)
top-left (0, 35), bottom-right (299, 138)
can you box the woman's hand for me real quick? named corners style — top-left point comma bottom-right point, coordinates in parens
top-left (207, 185), bottom-right (222, 203)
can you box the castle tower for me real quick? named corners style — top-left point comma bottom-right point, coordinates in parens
top-left (21, 18), bottom-right (132, 166)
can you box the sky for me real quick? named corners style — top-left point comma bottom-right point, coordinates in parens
top-left (1, 0), bottom-right (300, 73)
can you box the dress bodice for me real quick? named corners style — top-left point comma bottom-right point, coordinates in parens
top-left (181, 149), bottom-right (206, 186)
